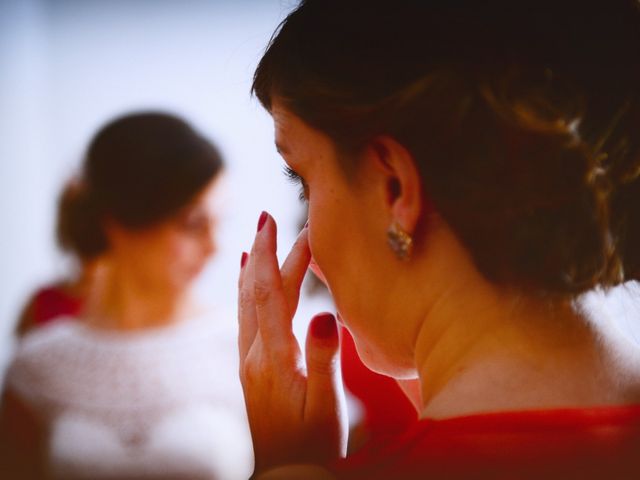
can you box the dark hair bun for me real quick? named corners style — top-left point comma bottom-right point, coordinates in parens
top-left (58, 112), bottom-right (223, 258)
top-left (416, 80), bottom-right (618, 294)
top-left (56, 178), bottom-right (107, 259)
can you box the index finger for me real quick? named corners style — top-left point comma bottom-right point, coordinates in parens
top-left (280, 225), bottom-right (311, 317)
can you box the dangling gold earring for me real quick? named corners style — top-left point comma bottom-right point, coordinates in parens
top-left (387, 221), bottom-right (413, 260)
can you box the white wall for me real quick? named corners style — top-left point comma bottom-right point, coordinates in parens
top-left (1, 0), bottom-right (51, 368)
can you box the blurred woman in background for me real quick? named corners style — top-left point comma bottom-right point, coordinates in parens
top-left (1, 112), bottom-right (253, 479)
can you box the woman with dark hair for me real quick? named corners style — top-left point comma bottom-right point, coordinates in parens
top-left (1, 112), bottom-right (253, 479)
top-left (239, 0), bottom-right (640, 478)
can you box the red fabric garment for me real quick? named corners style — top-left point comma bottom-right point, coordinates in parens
top-left (31, 286), bottom-right (82, 326)
top-left (333, 404), bottom-right (640, 479)
top-left (340, 327), bottom-right (418, 434)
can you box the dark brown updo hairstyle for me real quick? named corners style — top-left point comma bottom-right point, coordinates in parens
top-left (253, 0), bottom-right (640, 296)
top-left (57, 112), bottom-right (224, 259)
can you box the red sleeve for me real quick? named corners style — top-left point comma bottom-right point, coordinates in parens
top-left (31, 287), bottom-right (82, 326)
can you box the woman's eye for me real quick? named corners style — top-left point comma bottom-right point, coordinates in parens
top-left (178, 211), bottom-right (209, 233)
top-left (185, 218), bottom-right (206, 231)
top-left (181, 218), bottom-right (205, 232)
top-left (283, 165), bottom-right (309, 202)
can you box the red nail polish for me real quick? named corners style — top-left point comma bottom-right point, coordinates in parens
top-left (304, 220), bottom-right (309, 229)
top-left (310, 313), bottom-right (337, 339)
top-left (240, 252), bottom-right (248, 268)
top-left (257, 211), bottom-right (268, 232)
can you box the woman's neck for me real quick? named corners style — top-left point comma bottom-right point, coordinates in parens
top-left (414, 289), bottom-right (603, 418)
top-left (406, 226), bottom-right (622, 419)
top-left (84, 260), bottom-right (194, 332)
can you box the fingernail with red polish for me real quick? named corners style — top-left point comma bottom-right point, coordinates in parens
top-left (310, 313), bottom-right (337, 339)
top-left (304, 220), bottom-right (309, 229)
top-left (240, 252), bottom-right (248, 269)
top-left (257, 211), bottom-right (268, 232)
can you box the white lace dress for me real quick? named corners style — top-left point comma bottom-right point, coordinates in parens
top-left (5, 315), bottom-right (254, 479)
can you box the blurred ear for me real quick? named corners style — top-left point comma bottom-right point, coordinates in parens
top-left (366, 135), bottom-right (424, 235)
top-left (102, 217), bottom-right (129, 251)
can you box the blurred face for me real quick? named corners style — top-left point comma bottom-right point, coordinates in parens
top-left (108, 178), bottom-right (220, 294)
top-left (273, 102), bottom-right (400, 372)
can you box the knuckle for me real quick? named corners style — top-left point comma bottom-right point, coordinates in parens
top-left (253, 239), bottom-right (268, 256)
top-left (307, 354), bottom-right (338, 378)
top-left (253, 282), bottom-right (272, 306)
top-left (238, 288), bottom-right (253, 311)
top-left (242, 359), bottom-right (264, 385)
top-left (270, 343), bottom-right (295, 365)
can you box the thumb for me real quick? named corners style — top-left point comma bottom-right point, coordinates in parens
top-left (305, 313), bottom-right (340, 404)
top-left (304, 313), bottom-right (347, 458)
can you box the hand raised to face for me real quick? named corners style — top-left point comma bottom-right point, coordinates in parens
top-left (237, 211), bottom-right (347, 475)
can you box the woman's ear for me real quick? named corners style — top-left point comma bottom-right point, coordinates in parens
top-left (367, 135), bottom-right (424, 235)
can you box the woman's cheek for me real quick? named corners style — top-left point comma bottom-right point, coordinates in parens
top-left (307, 224), bottom-right (329, 287)
top-left (309, 257), bottom-right (328, 286)
top-left (164, 239), bottom-right (194, 277)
